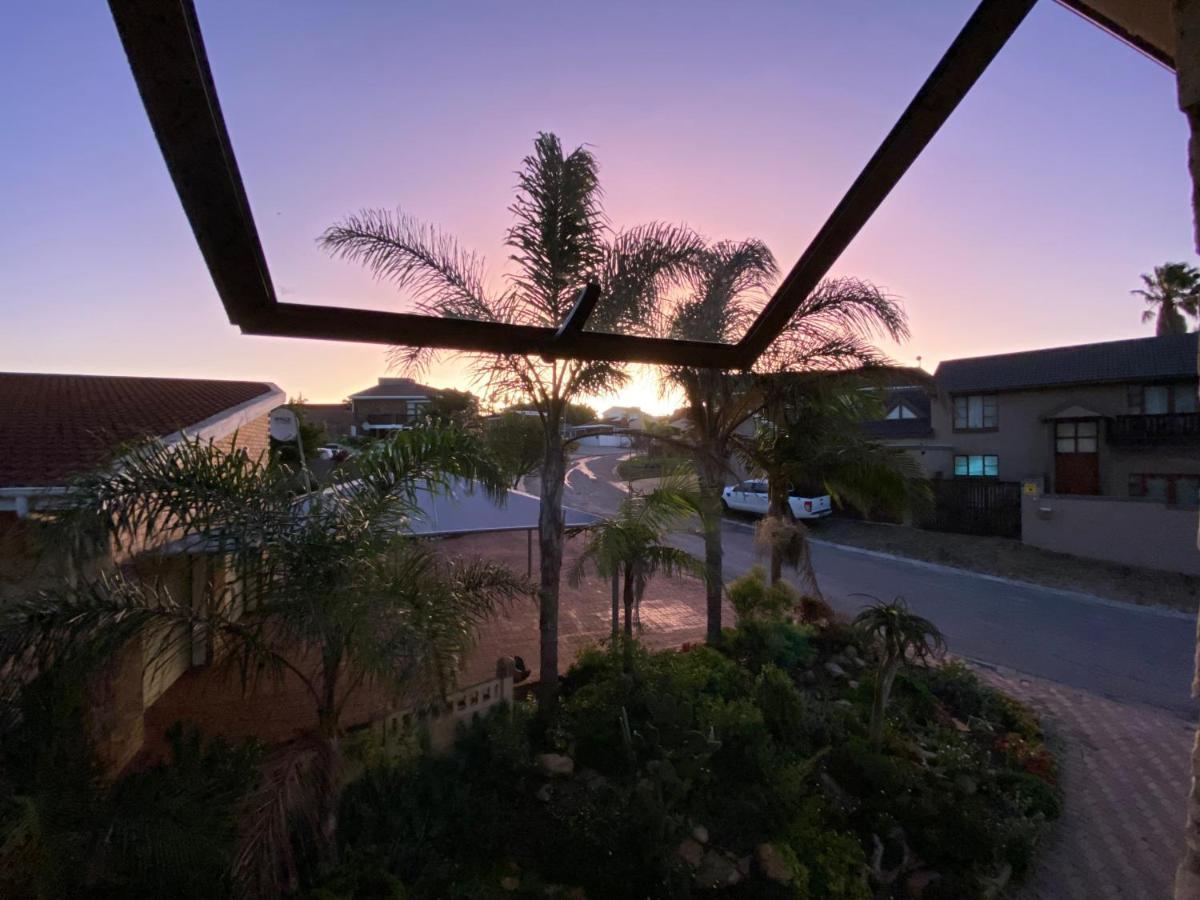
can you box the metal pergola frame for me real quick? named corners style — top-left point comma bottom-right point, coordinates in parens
top-left (108, 0), bottom-right (1038, 369)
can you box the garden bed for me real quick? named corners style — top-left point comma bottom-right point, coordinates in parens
top-left (319, 618), bottom-right (1059, 899)
top-left (615, 455), bottom-right (694, 482)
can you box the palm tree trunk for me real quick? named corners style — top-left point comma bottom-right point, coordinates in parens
top-left (869, 660), bottom-right (899, 746)
top-left (623, 566), bottom-right (636, 637)
top-left (537, 428), bottom-right (567, 710)
top-left (611, 569), bottom-right (620, 639)
top-left (697, 468), bottom-right (725, 643)
top-left (766, 489), bottom-right (789, 586)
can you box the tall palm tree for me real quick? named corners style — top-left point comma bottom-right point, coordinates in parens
top-left (663, 242), bottom-right (908, 643)
top-left (1133, 262), bottom-right (1200, 335)
top-left (321, 133), bottom-right (700, 708)
top-left (745, 378), bottom-right (929, 594)
top-left (854, 598), bottom-right (945, 746)
top-left (568, 473), bottom-right (701, 639)
top-left (0, 424), bottom-right (528, 896)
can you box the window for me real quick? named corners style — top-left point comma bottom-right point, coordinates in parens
top-left (953, 394), bottom-right (997, 430)
top-left (1055, 420), bottom-right (1098, 454)
top-left (1128, 383), bottom-right (1198, 414)
top-left (1129, 474), bottom-right (1200, 508)
top-left (885, 403), bottom-right (918, 420)
top-left (953, 454), bottom-right (998, 477)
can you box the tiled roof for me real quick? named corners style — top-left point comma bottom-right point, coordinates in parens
top-left (934, 333), bottom-right (1199, 394)
top-left (0, 372), bottom-right (277, 487)
top-left (349, 378), bottom-right (438, 399)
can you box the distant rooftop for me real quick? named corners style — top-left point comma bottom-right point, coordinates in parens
top-left (934, 333), bottom-right (1199, 394)
top-left (0, 372), bottom-right (282, 488)
top-left (349, 377), bottom-right (439, 400)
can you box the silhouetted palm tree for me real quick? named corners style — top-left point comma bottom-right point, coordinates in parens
top-left (664, 241), bottom-right (908, 642)
top-left (321, 132), bottom-right (700, 708)
top-left (1133, 262), bottom-right (1200, 334)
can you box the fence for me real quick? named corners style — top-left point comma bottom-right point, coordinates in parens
top-left (921, 479), bottom-right (1022, 539)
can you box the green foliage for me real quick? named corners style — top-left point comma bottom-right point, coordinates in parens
top-left (425, 388), bottom-right (480, 423)
top-left (728, 566), bottom-right (797, 623)
top-left (483, 411), bottom-right (544, 488)
top-left (615, 454), bottom-right (693, 481)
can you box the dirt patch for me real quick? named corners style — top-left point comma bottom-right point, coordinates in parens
top-left (811, 518), bottom-right (1200, 612)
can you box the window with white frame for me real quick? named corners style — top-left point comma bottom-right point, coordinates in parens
top-left (1054, 420), bottom-right (1097, 453)
top-left (953, 394), bottom-right (997, 430)
top-left (953, 454), bottom-right (998, 477)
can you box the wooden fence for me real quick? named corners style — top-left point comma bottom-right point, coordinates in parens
top-left (921, 479), bottom-right (1022, 539)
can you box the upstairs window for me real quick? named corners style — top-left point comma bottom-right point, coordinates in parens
top-left (885, 403), bottom-right (918, 420)
top-left (953, 394), bottom-right (997, 430)
top-left (953, 454), bottom-right (998, 477)
top-left (1127, 383), bottom-right (1197, 415)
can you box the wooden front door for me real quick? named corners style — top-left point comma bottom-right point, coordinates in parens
top-left (1054, 419), bottom-right (1100, 495)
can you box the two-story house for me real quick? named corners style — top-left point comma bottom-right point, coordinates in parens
top-left (349, 377), bottom-right (438, 433)
top-left (926, 333), bottom-right (1199, 575)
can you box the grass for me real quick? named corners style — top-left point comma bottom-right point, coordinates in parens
top-left (811, 517), bottom-right (1200, 612)
top-left (614, 454), bottom-right (693, 482)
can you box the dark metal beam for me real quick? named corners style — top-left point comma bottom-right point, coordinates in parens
top-left (240, 302), bottom-right (742, 367)
top-left (735, 0), bottom-right (1038, 362)
top-left (553, 284), bottom-right (602, 343)
top-left (109, 0), bottom-right (277, 324)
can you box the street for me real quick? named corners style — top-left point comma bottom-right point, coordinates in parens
top-left (557, 450), bottom-right (1196, 716)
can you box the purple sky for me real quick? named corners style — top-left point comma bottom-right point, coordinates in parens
top-left (1, 2), bottom-right (1194, 414)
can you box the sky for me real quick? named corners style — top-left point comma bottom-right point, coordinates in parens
top-left (1, 2), bottom-right (1194, 415)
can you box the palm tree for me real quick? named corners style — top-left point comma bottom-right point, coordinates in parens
top-left (854, 598), bottom-right (945, 746)
top-left (0, 424), bottom-right (529, 895)
top-left (1133, 262), bottom-right (1200, 335)
top-left (320, 133), bottom-right (700, 708)
top-left (745, 378), bottom-right (929, 594)
top-left (568, 473), bottom-right (701, 639)
top-left (663, 242), bottom-right (908, 643)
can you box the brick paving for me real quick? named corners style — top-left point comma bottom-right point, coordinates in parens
top-left (978, 666), bottom-right (1194, 899)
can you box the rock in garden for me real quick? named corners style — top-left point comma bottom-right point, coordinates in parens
top-left (535, 752), bottom-right (574, 777)
top-left (501, 875), bottom-right (520, 891)
top-left (694, 850), bottom-right (741, 888)
top-left (535, 783), bottom-right (553, 802)
top-left (904, 869), bottom-right (941, 899)
top-left (848, 680), bottom-right (859, 689)
top-left (691, 824), bottom-right (709, 844)
top-left (824, 661), bottom-right (847, 679)
top-left (736, 855), bottom-right (751, 876)
top-left (755, 843), bottom-right (794, 884)
top-left (677, 837), bottom-right (705, 868)
top-left (954, 774), bottom-right (978, 795)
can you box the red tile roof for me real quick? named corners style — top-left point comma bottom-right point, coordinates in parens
top-left (0, 372), bottom-right (277, 487)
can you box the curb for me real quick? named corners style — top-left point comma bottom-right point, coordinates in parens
top-left (806, 538), bottom-right (1195, 621)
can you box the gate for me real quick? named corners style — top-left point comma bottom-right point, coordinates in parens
top-left (923, 480), bottom-right (1021, 538)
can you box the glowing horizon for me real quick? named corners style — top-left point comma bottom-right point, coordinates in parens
top-left (2, 2), bottom-right (1194, 417)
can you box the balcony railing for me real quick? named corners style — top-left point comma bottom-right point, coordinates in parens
top-left (1108, 413), bottom-right (1200, 444)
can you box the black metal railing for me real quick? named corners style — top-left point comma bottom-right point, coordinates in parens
top-left (1108, 413), bottom-right (1200, 444)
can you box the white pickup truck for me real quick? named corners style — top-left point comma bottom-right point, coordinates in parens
top-left (721, 480), bottom-right (832, 520)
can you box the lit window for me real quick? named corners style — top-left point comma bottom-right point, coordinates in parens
top-left (953, 395), bottom-right (997, 430)
top-left (1055, 420), bottom-right (1097, 454)
top-left (885, 404), bottom-right (917, 420)
top-left (953, 454), bottom-right (998, 478)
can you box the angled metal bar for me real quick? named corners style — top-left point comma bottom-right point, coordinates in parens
top-left (109, 0), bottom-right (277, 323)
top-left (735, 0), bottom-right (1038, 364)
top-left (553, 284), bottom-right (602, 343)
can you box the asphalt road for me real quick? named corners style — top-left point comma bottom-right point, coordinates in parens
top-left (556, 451), bottom-right (1198, 717)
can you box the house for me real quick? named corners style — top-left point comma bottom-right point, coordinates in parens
top-left (0, 371), bottom-right (285, 769)
top-left (297, 401), bottom-right (355, 439)
top-left (861, 382), bottom-right (954, 478)
top-left (347, 377), bottom-right (438, 435)
top-left (601, 405), bottom-right (650, 430)
top-left (923, 333), bottom-right (1200, 575)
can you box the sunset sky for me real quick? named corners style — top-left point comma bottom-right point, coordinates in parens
top-left (2, 2), bottom-right (1194, 415)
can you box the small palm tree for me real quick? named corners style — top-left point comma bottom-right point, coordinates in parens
top-left (569, 473), bottom-right (701, 639)
top-left (0, 423), bottom-right (529, 895)
top-left (746, 377), bottom-right (930, 594)
top-left (854, 598), bottom-right (945, 745)
top-left (663, 243), bottom-right (909, 642)
top-left (321, 132), bottom-right (701, 708)
top-left (1133, 262), bottom-right (1200, 335)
